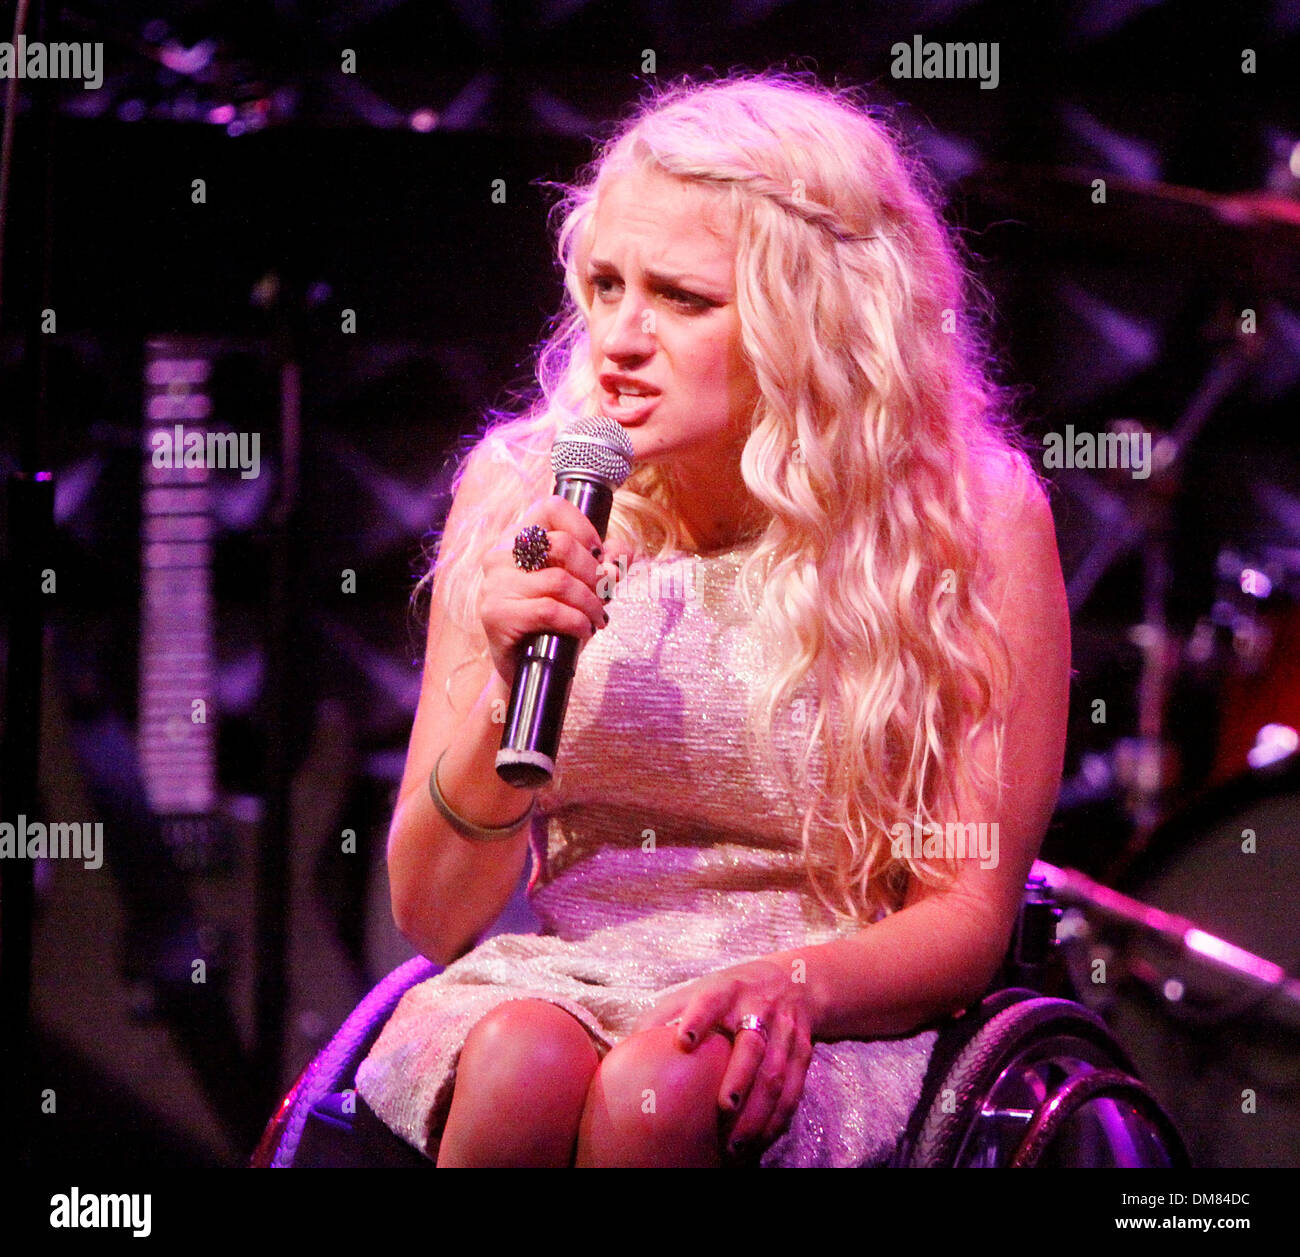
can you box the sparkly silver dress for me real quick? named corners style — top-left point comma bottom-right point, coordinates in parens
top-left (355, 540), bottom-right (939, 1166)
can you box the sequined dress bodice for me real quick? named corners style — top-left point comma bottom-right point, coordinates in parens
top-left (528, 539), bottom-right (859, 962)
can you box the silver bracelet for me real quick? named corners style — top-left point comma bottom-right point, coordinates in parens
top-left (429, 747), bottom-right (535, 841)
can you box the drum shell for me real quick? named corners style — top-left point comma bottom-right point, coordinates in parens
top-left (1105, 760), bottom-right (1300, 1168)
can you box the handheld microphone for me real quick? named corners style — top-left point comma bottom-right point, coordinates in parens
top-left (495, 415), bottom-right (635, 789)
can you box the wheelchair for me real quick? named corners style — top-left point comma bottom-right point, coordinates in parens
top-left (250, 875), bottom-right (1190, 1168)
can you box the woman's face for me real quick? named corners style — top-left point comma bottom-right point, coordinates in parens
top-left (583, 168), bottom-right (760, 481)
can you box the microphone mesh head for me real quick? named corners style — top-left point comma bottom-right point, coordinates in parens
top-left (552, 415), bottom-right (636, 487)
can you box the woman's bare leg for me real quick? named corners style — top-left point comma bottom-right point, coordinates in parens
top-left (436, 999), bottom-right (601, 1167)
top-left (575, 1026), bottom-right (733, 1167)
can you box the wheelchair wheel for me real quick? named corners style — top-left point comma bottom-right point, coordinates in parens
top-left (906, 996), bottom-right (1189, 1167)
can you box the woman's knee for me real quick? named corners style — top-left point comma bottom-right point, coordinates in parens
top-left (459, 999), bottom-right (601, 1103)
top-left (577, 1026), bottom-right (732, 1166)
top-left (439, 999), bottom-right (601, 1165)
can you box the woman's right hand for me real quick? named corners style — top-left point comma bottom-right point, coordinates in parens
top-left (477, 495), bottom-right (622, 689)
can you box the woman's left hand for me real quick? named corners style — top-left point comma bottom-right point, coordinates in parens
top-left (629, 957), bottom-right (815, 1158)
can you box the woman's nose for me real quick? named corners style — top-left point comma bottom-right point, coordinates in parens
top-left (600, 291), bottom-right (655, 356)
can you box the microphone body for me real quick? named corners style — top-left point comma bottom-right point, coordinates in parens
top-left (495, 418), bottom-right (634, 789)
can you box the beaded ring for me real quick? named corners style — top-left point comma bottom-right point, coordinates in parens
top-left (512, 523), bottom-right (550, 572)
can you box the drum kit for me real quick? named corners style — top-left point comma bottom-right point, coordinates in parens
top-left (966, 164), bottom-right (1300, 1168)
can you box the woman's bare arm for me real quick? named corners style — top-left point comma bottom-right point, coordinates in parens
top-left (386, 455), bottom-right (537, 965)
top-left (386, 441), bottom-right (611, 965)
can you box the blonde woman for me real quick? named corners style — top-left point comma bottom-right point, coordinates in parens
top-left (355, 71), bottom-right (1070, 1168)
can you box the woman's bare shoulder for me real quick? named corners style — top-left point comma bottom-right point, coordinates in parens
top-left (964, 442), bottom-right (1063, 626)
top-left (971, 441), bottom-right (1045, 522)
top-left (968, 442), bottom-right (1053, 554)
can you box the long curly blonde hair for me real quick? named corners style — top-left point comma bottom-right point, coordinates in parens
top-left (420, 70), bottom-right (1031, 925)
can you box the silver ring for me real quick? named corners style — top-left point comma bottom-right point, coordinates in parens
top-left (512, 523), bottom-right (550, 572)
top-left (736, 1014), bottom-right (769, 1044)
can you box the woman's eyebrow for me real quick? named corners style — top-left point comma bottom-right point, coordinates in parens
top-left (587, 256), bottom-right (724, 290)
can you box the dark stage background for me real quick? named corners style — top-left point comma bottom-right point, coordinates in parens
top-left (1, 0), bottom-right (1298, 1172)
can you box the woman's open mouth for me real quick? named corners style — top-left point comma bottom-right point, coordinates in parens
top-left (599, 387), bottom-right (660, 424)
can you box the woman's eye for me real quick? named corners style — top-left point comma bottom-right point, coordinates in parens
top-left (588, 276), bottom-right (711, 311)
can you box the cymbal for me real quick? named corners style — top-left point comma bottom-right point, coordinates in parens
top-left (961, 163), bottom-right (1300, 295)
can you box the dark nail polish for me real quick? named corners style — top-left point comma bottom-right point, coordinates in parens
top-left (729, 1092), bottom-right (741, 1108)
top-left (591, 544), bottom-right (603, 558)
top-left (602, 609), bottom-right (610, 625)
